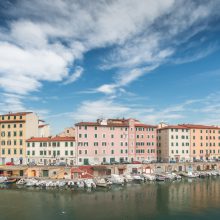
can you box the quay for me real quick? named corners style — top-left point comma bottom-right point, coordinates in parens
top-left (1, 162), bottom-right (220, 180)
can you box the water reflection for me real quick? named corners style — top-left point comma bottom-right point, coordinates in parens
top-left (0, 178), bottom-right (220, 220)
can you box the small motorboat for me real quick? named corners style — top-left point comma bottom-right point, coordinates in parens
top-left (67, 181), bottom-right (75, 188)
top-left (123, 174), bottom-right (133, 183)
top-left (156, 175), bottom-right (166, 181)
top-left (3, 178), bottom-right (17, 184)
top-left (16, 178), bottom-right (26, 185)
top-left (142, 174), bottom-right (156, 181)
top-left (84, 179), bottom-right (96, 188)
top-left (0, 176), bottom-right (8, 183)
top-left (132, 175), bottom-right (144, 183)
top-left (95, 178), bottom-right (109, 187)
top-left (26, 178), bottom-right (38, 187)
top-left (109, 174), bottom-right (124, 186)
top-left (76, 180), bottom-right (85, 188)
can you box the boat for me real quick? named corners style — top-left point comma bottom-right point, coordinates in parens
top-left (156, 175), bottom-right (166, 181)
top-left (123, 174), bottom-right (133, 183)
top-left (109, 174), bottom-right (124, 185)
top-left (171, 173), bottom-right (182, 180)
top-left (16, 178), bottom-right (26, 185)
top-left (3, 178), bottom-right (17, 184)
top-left (67, 180), bottom-right (75, 188)
top-left (76, 180), bottom-right (85, 188)
top-left (26, 178), bottom-right (38, 187)
top-left (0, 176), bottom-right (8, 183)
top-left (132, 175), bottom-right (144, 183)
top-left (95, 178), bottom-right (109, 187)
top-left (142, 174), bottom-right (156, 181)
top-left (84, 179), bottom-right (96, 188)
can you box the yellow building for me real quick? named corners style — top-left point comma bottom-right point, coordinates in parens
top-left (0, 112), bottom-right (39, 165)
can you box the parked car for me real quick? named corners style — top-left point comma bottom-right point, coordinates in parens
top-left (5, 162), bottom-right (14, 166)
top-left (110, 161), bottom-right (120, 165)
top-left (121, 161), bottom-right (130, 164)
top-left (101, 162), bottom-right (110, 165)
top-left (57, 162), bottom-right (67, 166)
top-left (132, 161), bottom-right (142, 164)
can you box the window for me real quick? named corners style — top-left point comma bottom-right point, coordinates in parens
top-left (85, 150), bottom-right (87, 155)
top-left (57, 151), bottom-right (60, 156)
top-left (95, 126), bottom-right (97, 130)
top-left (8, 149), bottom-right (11, 155)
top-left (111, 150), bottom-right (114, 154)
top-left (40, 151), bottom-right (43, 155)
top-left (14, 131), bottom-right (17, 137)
top-left (70, 151), bottom-right (73, 155)
top-left (84, 126), bottom-right (87, 130)
top-left (14, 149), bottom-right (17, 155)
top-left (2, 149), bottom-right (5, 155)
top-left (70, 142), bottom-right (74, 147)
top-left (32, 151), bottom-right (35, 156)
top-left (27, 150), bottom-right (30, 156)
top-left (65, 150), bottom-right (68, 156)
top-left (65, 142), bottom-right (68, 147)
top-left (95, 150), bottom-right (98, 155)
top-left (111, 134), bottom-right (114, 138)
top-left (20, 124), bottom-right (22, 128)
top-left (19, 131), bottom-right (23, 136)
top-left (20, 140), bottom-right (23, 146)
top-left (79, 134), bottom-right (82, 138)
top-left (27, 143), bottom-right (30, 147)
top-left (84, 134), bottom-right (87, 138)
top-left (94, 134), bottom-right (98, 138)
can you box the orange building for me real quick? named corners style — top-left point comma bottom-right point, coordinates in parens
top-left (180, 124), bottom-right (220, 161)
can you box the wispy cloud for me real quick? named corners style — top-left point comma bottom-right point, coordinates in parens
top-left (63, 66), bottom-right (84, 85)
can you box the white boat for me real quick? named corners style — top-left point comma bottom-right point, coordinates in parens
top-left (0, 177), bottom-right (7, 183)
top-left (142, 174), bottom-right (156, 181)
top-left (84, 179), bottom-right (96, 188)
top-left (172, 173), bottom-right (182, 180)
top-left (67, 181), bottom-right (75, 187)
top-left (186, 172), bottom-right (198, 178)
top-left (77, 180), bottom-right (85, 188)
top-left (109, 174), bottom-right (124, 185)
top-left (132, 175), bottom-right (144, 183)
top-left (95, 178), bottom-right (109, 187)
top-left (16, 178), bottom-right (26, 185)
top-left (123, 174), bottom-right (133, 183)
top-left (46, 181), bottom-right (53, 187)
top-left (26, 178), bottom-right (38, 187)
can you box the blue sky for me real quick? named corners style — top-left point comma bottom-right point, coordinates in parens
top-left (0, 0), bottom-right (220, 134)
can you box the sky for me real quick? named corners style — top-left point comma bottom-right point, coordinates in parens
top-left (0, 0), bottom-right (220, 134)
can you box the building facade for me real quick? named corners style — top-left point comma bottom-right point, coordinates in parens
top-left (75, 118), bottom-right (157, 165)
top-left (26, 136), bottom-right (76, 165)
top-left (0, 112), bottom-right (49, 165)
top-left (157, 125), bottom-right (191, 162)
top-left (59, 127), bottom-right (75, 137)
top-left (179, 124), bottom-right (220, 161)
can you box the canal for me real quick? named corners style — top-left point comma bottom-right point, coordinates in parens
top-left (0, 178), bottom-right (220, 220)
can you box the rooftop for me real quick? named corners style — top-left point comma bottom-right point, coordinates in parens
top-left (26, 136), bottom-right (75, 142)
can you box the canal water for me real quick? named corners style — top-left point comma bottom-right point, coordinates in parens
top-left (0, 178), bottom-right (220, 220)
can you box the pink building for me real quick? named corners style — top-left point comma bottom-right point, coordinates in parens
top-left (75, 118), bottom-right (157, 165)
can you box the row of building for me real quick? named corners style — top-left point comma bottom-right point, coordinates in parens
top-left (1, 112), bottom-right (220, 166)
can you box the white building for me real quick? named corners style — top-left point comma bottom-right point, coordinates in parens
top-left (26, 136), bottom-right (76, 166)
top-left (157, 125), bottom-right (191, 162)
